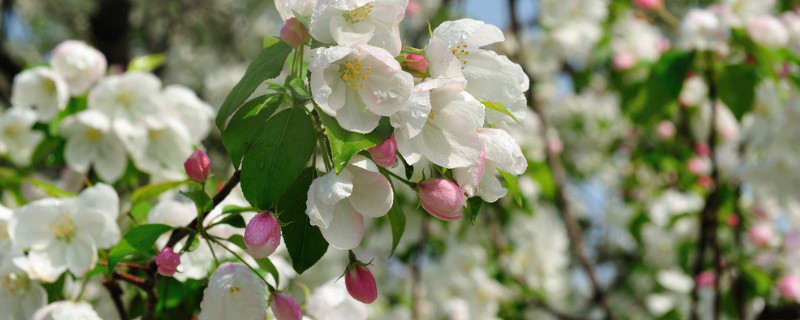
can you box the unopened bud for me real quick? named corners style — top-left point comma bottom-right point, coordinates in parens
top-left (749, 225), bottom-right (773, 247)
top-left (184, 149), bottom-right (210, 183)
top-left (367, 134), bottom-right (397, 167)
top-left (633, 0), bottom-right (663, 10)
top-left (156, 247), bottom-right (181, 277)
top-left (418, 178), bottom-right (465, 221)
top-left (345, 263), bottom-right (378, 304)
top-left (656, 121), bottom-right (676, 139)
top-left (271, 292), bottom-right (303, 320)
top-left (779, 275), bottom-right (800, 301)
top-left (244, 212), bottom-right (282, 259)
top-left (405, 0), bottom-right (422, 16)
top-left (695, 271), bottom-right (715, 288)
top-left (403, 54), bottom-right (428, 74)
top-left (281, 17), bottom-right (310, 48)
top-left (612, 51), bottom-right (637, 70)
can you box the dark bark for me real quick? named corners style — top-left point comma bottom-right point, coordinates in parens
top-left (90, 0), bottom-right (132, 66)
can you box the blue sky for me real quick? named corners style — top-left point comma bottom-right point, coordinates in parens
top-left (463, 0), bottom-right (538, 29)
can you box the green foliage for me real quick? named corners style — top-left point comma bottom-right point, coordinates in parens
top-left (316, 109), bottom-right (393, 173)
top-left (240, 107), bottom-right (315, 211)
top-left (130, 180), bottom-right (191, 205)
top-left (127, 54), bottom-right (166, 72)
top-left (623, 50), bottom-right (696, 124)
top-left (216, 40), bottom-right (292, 131)
top-left (25, 178), bottom-right (77, 197)
top-left (717, 64), bottom-right (757, 120)
top-left (276, 168), bottom-right (328, 273)
top-left (255, 257), bottom-right (281, 288)
top-left (498, 169), bottom-right (523, 207)
top-left (221, 94), bottom-right (283, 169)
top-left (386, 197), bottom-right (406, 257)
top-left (107, 224), bottom-right (172, 273)
top-left (467, 196), bottom-right (484, 224)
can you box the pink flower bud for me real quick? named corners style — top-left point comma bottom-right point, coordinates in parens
top-left (749, 225), bottom-right (773, 247)
top-left (156, 247), bottom-right (181, 277)
top-left (547, 137), bottom-right (563, 154)
top-left (656, 121), bottom-right (676, 139)
top-left (403, 54), bottom-right (429, 74)
top-left (695, 271), bottom-right (715, 288)
top-left (418, 179), bottom-right (465, 221)
top-left (698, 175), bottom-right (714, 189)
top-left (272, 292), bottom-right (303, 320)
top-left (726, 215), bottom-right (740, 228)
top-left (345, 263), bottom-right (377, 304)
top-left (280, 17), bottom-right (310, 48)
top-left (367, 134), bottom-right (397, 167)
top-left (779, 275), bottom-right (800, 300)
top-left (612, 51), bottom-right (637, 70)
top-left (633, 0), bottom-right (662, 10)
top-left (694, 143), bottom-right (710, 156)
top-left (184, 149), bottom-right (210, 183)
top-left (244, 212), bottom-right (282, 259)
top-left (405, 0), bottom-right (422, 16)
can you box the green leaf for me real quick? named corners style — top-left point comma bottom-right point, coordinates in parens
top-left (498, 169), bottom-right (523, 207)
top-left (717, 64), bottom-right (757, 120)
top-left (221, 94), bottom-right (283, 169)
top-left (127, 54), bottom-right (166, 72)
top-left (241, 107), bottom-right (315, 211)
top-left (288, 77), bottom-right (311, 104)
top-left (263, 36), bottom-right (279, 49)
top-left (220, 205), bottom-right (254, 216)
top-left (316, 108), bottom-right (393, 173)
top-left (277, 168), bottom-right (328, 273)
top-left (624, 50), bottom-right (696, 124)
top-left (182, 188), bottom-right (213, 213)
top-left (216, 40), bottom-right (292, 130)
top-left (741, 264), bottom-right (772, 299)
top-left (255, 257), bottom-right (281, 288)
top-left (227, 234), bottom-right (247, 250)
top-left (467, 196), bottom-right (484, 224)
top-left (129, 201), bottom-right (152, 224)
top-left (481, 101), bottom-right (521, 125)
top-left (386, 199), bottom-right (406, 257)
top-left (215, 214), bottom-right (246, 228)
top-left (107, 224), bottom-right (172, 273)
top-left (131, 180), bottom-right (190, 205)
top-left (25, 179), bottom-right (77, 198)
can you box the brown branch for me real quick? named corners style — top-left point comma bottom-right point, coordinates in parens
top-left (102, 279), bottom-right (129, 320)
top-left (505, 0), bottom-right (614, 318)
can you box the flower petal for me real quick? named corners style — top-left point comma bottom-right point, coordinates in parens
top-left (65, 234), bottom-right (97, 277)
top-left (320, 201), bottom-right (364, 250)
top-left (28, 242), bottom-right (68, 282)
top-left (477, 128), bottom-right (527, 175)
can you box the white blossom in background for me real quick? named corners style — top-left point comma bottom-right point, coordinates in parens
top-left (392, 79), bottom-right (484, 169)
top-left (426, 18), bottom-right (529, 124)
top-left (127, 117), bottom-right (194, 181)
top-left (306, 155), bottom-right (392, 250)
top-left (309, 0), bottom-right (408, 55)
top-left (537, 0), bottom-right (608, 65)
top-left (679, 9), bottom-right (730, 52)
top-left (32, 301), bottom-right (102, 320)
top-left (310, 43), bottom-right (413, 133)
top-left (11, 66), bottom-right (70, 122)
top-left (60, 110), bottom-right (127, 183)
top-left (306, 278), bottom-right (368, 320)
top-left (8, 184), bottom-right (120, 282)
top-left (680, 75), bottom-right (709, 107)
top-left (0, 205), bottom-right (48, 320)
top-left (612, 13), bottom-right (664, 68)
top-left (50, 40), bottom-right (107, 96)
top-left (747, 15), bottom-right (789, 47)
top-left (87, 71), bottom-right (164, 129)
top-left (0, 107), bottom-right (45, 166)
top-left (720, 0), bottom-right (776, 26)
top-left (198, 262), bottom-right (268, 320)
top-left (162, 85), bottom-right (215, 141)
top-left (782, 12), bottom-right (800, 55)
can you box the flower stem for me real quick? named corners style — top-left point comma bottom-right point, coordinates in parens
top-left (379, 167), bottom-right (417, 189)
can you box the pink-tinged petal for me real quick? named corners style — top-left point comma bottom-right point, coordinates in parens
top-left (367, 134), bottom-right (397, 167)
top-left (418, 179), bottom-right (465, 221)
top-left (156, 247), bottom-right (181, 276)
top-left (432, 18), bottom-right (505, 48)
top-left (244, 212), bottom-right (282, 259)
top-left (344, 263), bottom-right (377, 303)
top-left (272, 292), bottom-right (303, 320)
top-left (477, 128), bottom-right (527, 175)
top-left (319, 201), bottom-right (364, 250)
top-left (309, 46), bottom-right (354, 72)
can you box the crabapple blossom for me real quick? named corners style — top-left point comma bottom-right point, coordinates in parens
top-left (198, 262), bottom-right (268, 320)
top-left (426, 18), bottom-right (529, 124)
top-left (417, 178), bottom-right (465, 221)
top-left (633, 0), bottom-right (662, 10)
top-left (454, 128), bottom-right (527, 202)
top-left (32, 300), bottom-right (102, 320)
top-left (244, 212), bottom-right (281, 259)
top-left (309, 0), bottom-right (408, 55)
top-left (156, 247), bottom-right (181, 277)
top-left (402, 54), bottom-right (428, 74)
top-left (344, 262), bottom-right (378, 304)
top-left (679, 9), bottom-right (730, 51)
top-left (60, 110), bottom-right (127, 182)
top-left (366, 134), bottom-right (397, 167)
top-left (8, 184), bottom-right (119, 282)
top-left (50, 40), bottom-right (107, 95)
top-left (0, 205), bottom-right (48, 320)
top-left (310, 43), bottom-right (413, 133)
top-left (11, 66), bottom-right (69, 122)
top-left (271, 292), bottom-right (303, 320)
top-left (657, 121), bottom-right (676, 139)
top-left (0, 107), bottom-right (45, 166)
top-left (747, 16), bottom-right (789, 47)
top-left (779, 275), bottom-right (800, 301)
top-left (749, 225), bottom-right (773, 247)
top-left (274, 0), bottom-right (318, 21)
top-left (696, 271), bottom-right (716, 288)
top-left (161, 84), bottom-right (215, 141)
top-left (281, 17), bottom-right (310, 48)
top-left (306, 155), bottom-right (392, 249)
top-left (87, 71), bottom-right (163, 128)
top-left (184, 149), bottom-right (211, 183)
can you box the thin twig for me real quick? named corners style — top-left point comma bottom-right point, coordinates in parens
top-left (102, 279), bottom-right (129, 320)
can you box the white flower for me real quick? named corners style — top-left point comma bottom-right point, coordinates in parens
top-left (392, 79), bottom-right (484, 169)
top-left (123, 117), bottom-right (194, 180)
top-left (11, 67), bottom-right (70, 122)
top-left (60, 110), bottom-right (127, 183)
top-left (310, 43), bottom-right (413, 133)
top-left (0, 205), bottom-right (48, 320)
top-left (199, 262), bottom-right (267, 320)
top-left (306, 155), bottom-right (392, 250)
top-left (679, 75), bottom-right (709, 107)
top-left (51, 40), bottom-right (107, 95)
top-left (454, 128), bottom-right (527, 202)
top-left (310, 0), bottom-right (408, 55)
top-left (87, 71), bottom-right (164, 127)
top-left (306, 279), bottom-right (368, 320)
top-left (0, 107), bottom-right (45, 166)
top-left (8, 184), bottom-right (120, 282)
top-left (612, 14), bottom-right (664, 64)
top-left (162, 84), bottom-right (214, 141)
top-left (32, 301), bottom-right (101, 320)
top-left (275, 0), bottom-right (318, 21)
top-left (679, 9), bottom-right (730, 51)
top-left (747, 15), bottom-right (789, 47)
top-left (425, 19), bottom-right (529, 124)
